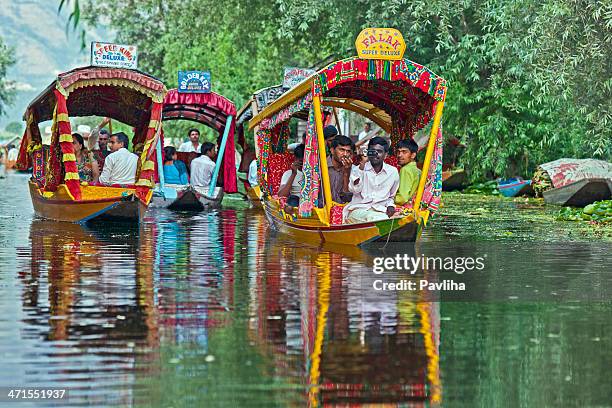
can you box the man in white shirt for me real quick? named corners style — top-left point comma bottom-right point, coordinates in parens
top-left (343, 137), bottom-right (399, 223)
top-left (278, 144), bottom-right (305, 207)
top-left (190, 142), bottom-right (217, 188)
top-left (358, 122), bottom-right (371, 141)
top-left (178, 128), bottom-right (202, 153)
top-left (99, 132), bottom-right (139, 185)
top-left (247, 159), bottom-right (258, 186)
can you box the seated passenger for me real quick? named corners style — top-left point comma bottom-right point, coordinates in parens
top-left (395, 139), bottom-right (421, 206)
top-left (99, 132), bottom-right (138, 185)
top-left (87, 117), bottom-right (111, 170)
top-left (163, 146), bottom-right (188, 184)
top-left (72, 133), bottom-right (99, 183)
top-left (343, 137), bottom-right (399, 223)
top-left (278, 144), bottom-right (305, 207)
top-left (327, 135), bottom-right (355, 204)
top-left (178, 128), bottom-right (202, 153)
top-left (247, 159), bottom-right (258, 187)
top-left (190, 142), bottom-right (216, 189)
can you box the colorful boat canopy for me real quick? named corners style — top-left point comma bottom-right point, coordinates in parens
top-left (250, 57), bottom-right (447, 134)
top-left (162, 88), bottom-right (237, 132)
top-left (26, 66), bottom-right (167, 127)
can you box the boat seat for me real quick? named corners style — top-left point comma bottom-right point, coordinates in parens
top-left (87, 181), bottom-right (137, 189)
top-left (330, 202), bottom-right (346, 225)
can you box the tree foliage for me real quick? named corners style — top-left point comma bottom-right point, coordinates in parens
top-left (0, 37), bottom-right (15, 117)
top-left (63, 0), bottom-right (611, 179)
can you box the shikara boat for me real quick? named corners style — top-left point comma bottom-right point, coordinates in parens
top-left (442, 168), bottom-right (466, 191)
top-left (151, 88), bottom-right (237, 210)
top-left (248, 28), bottom-right (447, 246)
top-left (16, 66), bottom-right (167, 223)
top-left (235, 84), bottom-right (286, 209)
top-left (543, 178), bottom-right (611, 206)
top-left (498, 177), bottom-right (534, 197)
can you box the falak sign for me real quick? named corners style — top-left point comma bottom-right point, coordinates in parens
top-left (178, 71), bottom-right (211, 93)
top-left (283, 67), bottom-right (315, 89)
top-left (355, 28), bottom-right (406, 60)
top-left (90, 42), bottom-right (138, 69)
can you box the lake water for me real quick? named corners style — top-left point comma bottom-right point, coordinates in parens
top-left (0, 171), bottom-right (610, 407)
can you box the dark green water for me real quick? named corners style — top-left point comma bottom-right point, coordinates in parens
top-left (0, 171), bottom-right (610, 407)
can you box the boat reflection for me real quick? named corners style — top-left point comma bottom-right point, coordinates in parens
top-left (250, 229), bottom-right (442, 406)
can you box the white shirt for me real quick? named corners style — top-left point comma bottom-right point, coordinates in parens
top-left (178, 141), bottom-right (201, 153)
top-left (358, 130), bottom-right (368, 141)
top-left (99, 148), bottom-right (138, 185)
top-left (248, 160), bottom-right (258, 186)
top-left (280, 169), bottom-right (304, 196)
top-left (7, 148), bottom-right (18, 161)
top-left (190, 155), bottom-right (216, 188)
top-left (343, 162), bottom-right (399, 218)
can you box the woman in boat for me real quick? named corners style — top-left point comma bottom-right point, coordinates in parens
top-left (163, 146), bottom-right (188, 184)
top-left (278, 144), bottom-right (305, 207)
top-left (72, 133), bottom-right (99, 183)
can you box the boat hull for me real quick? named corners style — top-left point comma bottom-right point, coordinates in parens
top-left (246, 185), bottom-right (262, 208)
top-left (442, 169), bottom-right (466, 191)
top-left (28, 181), bottom-right (145, 223)
top-left (498, 179), bottom-right (534, 197)
top-left (543, 178), bottom-right (612, 207)
top-left (151, 185), bottom-right (223, 211)
top-left (263, 201), bottom-right (423, 247)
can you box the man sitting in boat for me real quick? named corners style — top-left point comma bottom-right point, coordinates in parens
top-left (190, 142), bottom-right (216, 189)
top-left (327, 135), bottom-right (355, 204)
top-left (394, 139), bottom-right (421, 206)
top-left (99, 132), bottom-right (139, 186)
top-left (163, 146), bottom-right (189, 185)
top-left (278, 144), bottom-right (305, 207)
top-left (87, 117), bottom-right (112, 170)
top-left (323, 125), bottom-right (338, 154)
top-left (343, 137), bottom-right (400, 223)
top-left (178, 128), bottom-right (202, 153)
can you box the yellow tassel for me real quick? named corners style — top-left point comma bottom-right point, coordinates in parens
top-left (135, 179), bottom-right (153, 187)
top-left (59, 134), bottom-right (73, 143)
top-left (64, 172), bottom-right (80, 180)
top-left (62, 153), bottom-right (76, 162)
top-left (141, 161), bottom-right (155, 171)
top-left (57, 113), bottom-right (70, 122)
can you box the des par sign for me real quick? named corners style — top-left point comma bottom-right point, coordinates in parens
top-left (178, 71), bottom-right (211, 93)
top-left (355, 28), bottom-right (406, 60)
top-left (91, 42), bottom-right (138, 69)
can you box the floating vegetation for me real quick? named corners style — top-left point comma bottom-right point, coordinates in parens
top-left (462, 180), bottom-right (501, 196)
top-left (556, 200), bottom-right (612, 224)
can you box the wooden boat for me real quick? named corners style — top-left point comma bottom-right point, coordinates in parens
top-left (248, 28), bottom-right (448, 247)
top-left (498, 177), bottom-right (534, 197)
top-left (543, 178), bottom-right (611, 206)
top-left (442, 168), bottom-right (466, 191)
top-left (235, 84), bottom-right (286, 209)
top-left (152, 88), bottom-right (238, 210)
top-left (16, 66), bottom-right (167, 223)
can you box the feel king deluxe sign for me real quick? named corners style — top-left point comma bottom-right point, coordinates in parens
top-left (91, 42), bottom-right (138, 69)
top-left (355, 28), bottom-right (406, 60)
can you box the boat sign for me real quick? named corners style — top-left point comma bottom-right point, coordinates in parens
top-left (90, 42), bottom-right (138, 69)
top-left (178, 71), bottom-right (211, 93)
top-left (355, 28), bottom-right (406, 60)
top-left (283, 67), bottom-right (315, 89)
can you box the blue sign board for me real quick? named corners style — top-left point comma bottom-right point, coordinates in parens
top-left (178, 71), bottom-right (211, 93)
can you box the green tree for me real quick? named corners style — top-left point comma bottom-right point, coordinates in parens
top-left (0, 37), bottom-right (15, 117)
top-left (4, 121), bottom-right (22, 135)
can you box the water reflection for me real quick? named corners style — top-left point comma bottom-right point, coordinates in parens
top-left (1, 179), bottom-right (609, 406)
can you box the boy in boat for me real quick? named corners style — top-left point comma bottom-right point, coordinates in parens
top-left (190, 142), bottom-right (216, 189)
top-left (327, 135), bottom-right (355, 203)
top-left (99, 132), bottom-right (139, 186)
top-left (394, 139), bottom-right (421, 206)
top-left (178, 128), bottom-right (202, 153)
top-left (278, 144), bottom-right (305, 208)
top-left (343, 137), bottom-right (399, 223)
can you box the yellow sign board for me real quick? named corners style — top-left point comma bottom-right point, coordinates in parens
top-left (355, 28), bottom-right (406, 60)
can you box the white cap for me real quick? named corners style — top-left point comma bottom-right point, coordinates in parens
top-left (77, 125), bottom-right (91, 134)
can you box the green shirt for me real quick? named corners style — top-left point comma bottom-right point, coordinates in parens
top-left (395, 162), bottom-right (421, 205)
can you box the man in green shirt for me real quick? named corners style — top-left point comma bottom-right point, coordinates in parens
top-left (394, 139), bottom-right (421, 206)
